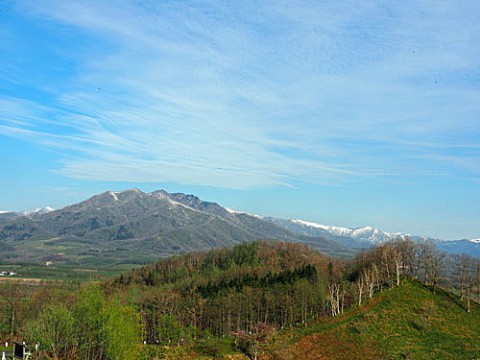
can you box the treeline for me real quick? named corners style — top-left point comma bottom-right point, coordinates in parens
top-left (0, 238), bottom-right (478, 359)
top-left (452, 253), bottom-right (480, 312)
top-left (327, 238), bottom-right (445, 316)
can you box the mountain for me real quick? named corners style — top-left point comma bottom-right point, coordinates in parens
top-left (267, 217), bottom-right (480, 256)
top-left (266, 217), bottom-right (414, 248)
top-left (1, 189), bottom-right (477, 266)
top-left (436, 238), bottom-right (480, 257)
top-left (0, 211), bottom-right (18, 221)
top-left (18, 206), bottom-right (55, 216)
top-left (0, 189), bottom-right (350, 266)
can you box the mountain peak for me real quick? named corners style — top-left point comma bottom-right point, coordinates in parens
top-left (123, 188), bottom-right (143, 194)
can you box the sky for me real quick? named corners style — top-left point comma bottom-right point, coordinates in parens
top-left (0, 0), bottom-right (479, 240)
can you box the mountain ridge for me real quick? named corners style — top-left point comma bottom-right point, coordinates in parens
top-left (10, 191), bottom-right (478, 244)
top-left (264, 217), bottom-right (480, 256)
top-left (1, 189), bottom-right (478, 266)
top-left (0, 189), bottom-right (350, 265)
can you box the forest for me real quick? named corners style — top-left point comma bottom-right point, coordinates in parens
top-left (1, 239), bottom-right (480, 359)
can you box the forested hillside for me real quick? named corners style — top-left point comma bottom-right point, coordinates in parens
top-left (2, 239), bottom-right (480, 359)
top-left (107, 241), bottom-right (331, 339)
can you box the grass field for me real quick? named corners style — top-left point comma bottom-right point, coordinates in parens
top-left (0, 263), bottom-right (141, 282)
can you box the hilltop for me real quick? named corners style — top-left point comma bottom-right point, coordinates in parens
top-left (105, 240), bottom-right (480, 359)
top-left (276, 280), bottom-right (480, 359)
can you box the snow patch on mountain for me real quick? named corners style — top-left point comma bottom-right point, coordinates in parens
top-left (108, 191), bottom-right (119, 201)
top-left (292, 220), bottom-right (352, 236)
top-left (167, 198), bottom-right (198, 211)
top-left (19, 207), bottom-right (55, 216)
top-left (225, 207), bottom-right (264, 219)
top-left (225, 207), bottom-right (243, 214)
top-left (149, 190), bottom-right (202, 213)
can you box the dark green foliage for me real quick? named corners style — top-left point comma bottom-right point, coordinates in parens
top-left (197, 264), bottom-right (317, 297)
top-left (201, 241), bottom-right (259, 271)
top-left (114, 225), bottom-right (134, 240)
top-left (89, 218), bottom-right (100, 231)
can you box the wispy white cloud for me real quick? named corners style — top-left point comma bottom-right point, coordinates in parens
top-left (1, 0), bottom-right (479, 189)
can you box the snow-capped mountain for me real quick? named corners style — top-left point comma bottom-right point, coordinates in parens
top-left (1, 189), bottom-right (478, 263)
top-left (266, 217), bottom-right (413, 248)
top-left (0, 189), bottom-right (353, 265)
top-left (225, 207), bottom-right (264, 219)
top-left (19, 206), bottom-right (55, 216)
top-left (0, 207), bottom-right (55, 218)
top-left (266, 217), bottom-right (480, 256)
top-left (289, 219), bottom-right (406, 244)
top-left (436, 238), bottom-right (480, 257)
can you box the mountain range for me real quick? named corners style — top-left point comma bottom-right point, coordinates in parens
top-left (0, 189), bottom-right (349, 265)
top-left (266, 217), bottom-right (480, 256)
top-left (0, 189), bottom-right (478, 266)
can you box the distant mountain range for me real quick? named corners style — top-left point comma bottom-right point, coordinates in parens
top-left (267, 217), bottom-right (480, 256)
top-left (266, 218), bottom-right (408, 247)
top-left (0, 189), bottom-right (478, 266)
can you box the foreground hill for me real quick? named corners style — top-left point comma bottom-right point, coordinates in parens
top-left (277, 280), bottom-right (480, 360)
top-left (3, 240), bottom-right (480, 359)
top-left (106, 239), bottom-right (480, 359)
top-left (0, 189), bottom-right (349, 266)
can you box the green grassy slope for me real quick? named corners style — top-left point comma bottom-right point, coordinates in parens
top-left (277, 280), bottom-right (480, 360)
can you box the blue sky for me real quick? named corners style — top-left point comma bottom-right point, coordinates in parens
top-left (1, 0), bottom-right (479, 239)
